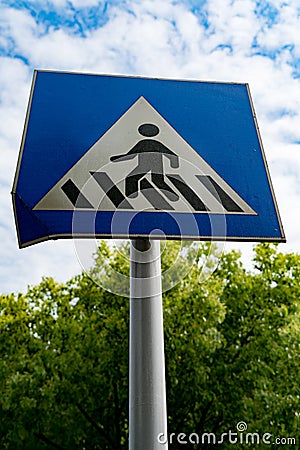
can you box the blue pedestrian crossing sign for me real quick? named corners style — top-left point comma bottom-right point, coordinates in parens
top-left (12, 70), bottom-right (285, 248)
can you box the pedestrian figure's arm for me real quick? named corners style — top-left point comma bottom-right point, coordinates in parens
top-left (110, 153), bottom-right (136, 162)
top-left (168, 154), bottom-right (179, 169)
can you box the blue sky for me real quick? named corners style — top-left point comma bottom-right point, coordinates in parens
top-left (1, 0), bottom-right (300, 294)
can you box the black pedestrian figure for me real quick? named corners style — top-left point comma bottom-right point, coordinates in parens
top-left (110, 123), bottom-right (179, 200)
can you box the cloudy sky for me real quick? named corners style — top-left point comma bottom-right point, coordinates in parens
top-left (1, 0), bottom-right (300, 294)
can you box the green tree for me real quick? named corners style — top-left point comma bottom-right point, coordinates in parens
top-left (0, 242), bottom-right (299, 449)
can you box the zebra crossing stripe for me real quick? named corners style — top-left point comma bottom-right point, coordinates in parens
top-left (61, 179), bottom-right (93, 209)
top-left (61, 173), bottom-right (248, 213)
top-left (167, 174), bottom-right (208, 211)
top-left (196, 175), bottom-right (243, 212)
top-left (91, 172), bottom-right (133, 209)
top-left (140, 178), bottom-right (175, 210)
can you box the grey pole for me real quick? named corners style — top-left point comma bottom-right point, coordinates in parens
top-left (129, 239), bottom-right (168, 450)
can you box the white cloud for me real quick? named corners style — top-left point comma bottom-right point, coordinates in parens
top-left (71, 0), bottom-right (106, 6)
top-left (204, 0), bottom-right (259, 52)
top-left (257, 3), bottom-right (300, 56)
top-left (0, 7), bottom-right (37, 47)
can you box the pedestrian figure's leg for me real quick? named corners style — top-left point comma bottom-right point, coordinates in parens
top-left (126, 167), bottom-right (147, 198)
top-left (152, 173), bottom-right (179, 201)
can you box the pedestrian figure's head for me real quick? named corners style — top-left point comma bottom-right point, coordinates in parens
top-left (138, 123), bottom-right (159, 137)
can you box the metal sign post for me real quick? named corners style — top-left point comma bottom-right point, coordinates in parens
top-left (129, 239), bottom-right (168, 449)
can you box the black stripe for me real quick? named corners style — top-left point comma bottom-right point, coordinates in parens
top-left (140, 178), bottom-right (174, 210)
top-left (61, 179), bottom-right (93, 208)
top-left (91, 172), bottom-right (133, 209)
top-left (151, 173), bottom-right (179, 201)
top-left (167, 174), bottom-right (208, 211)
top-left (196, 175), bottom-right (243, 212)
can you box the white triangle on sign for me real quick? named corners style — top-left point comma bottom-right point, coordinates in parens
top-left (34, 96), bottom-right (256, 215)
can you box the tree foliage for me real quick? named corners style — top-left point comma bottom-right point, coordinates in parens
top-left (0, 242), bottom-right (300, 449)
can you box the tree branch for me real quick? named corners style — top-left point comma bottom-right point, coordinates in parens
top-left (76, 402), bottom-right (114, 447)
top-left (34, 433), bottom-right (66, 450)
top-left (113, 382), bottom-right (121, 449)
top-left (195, 400), bottom-right (213, 435)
